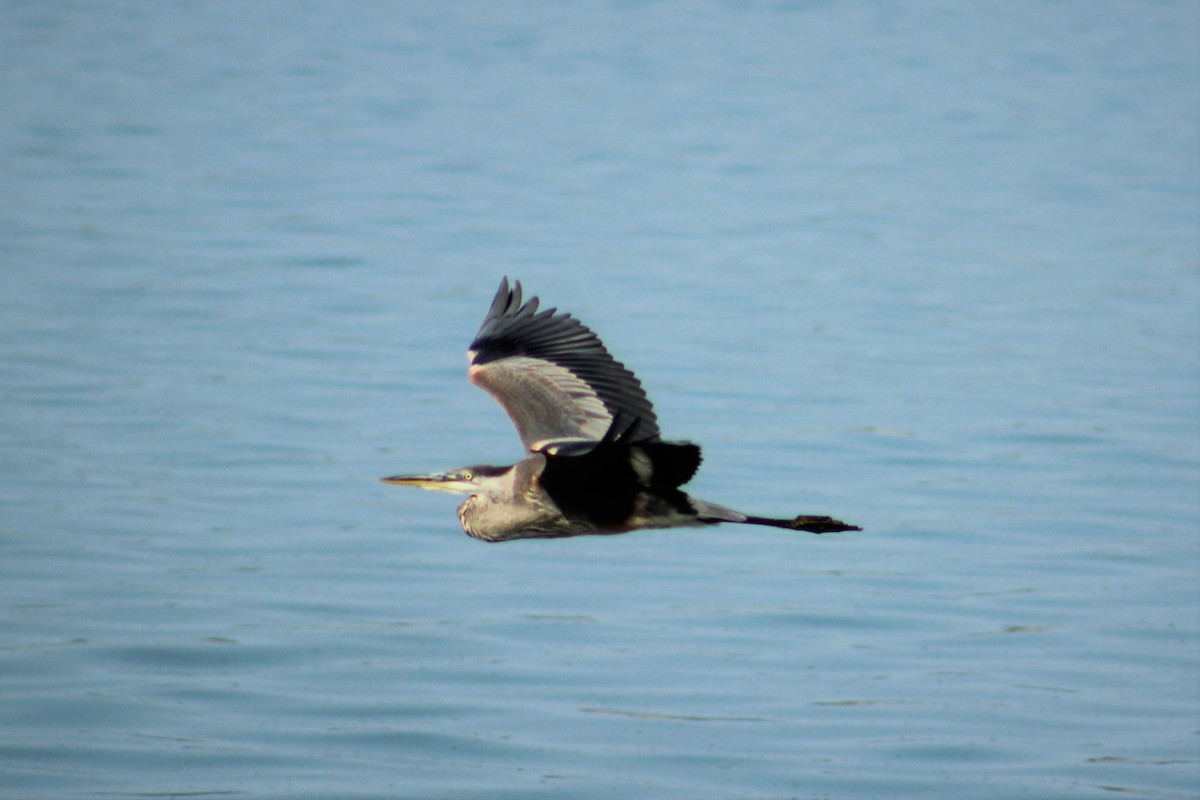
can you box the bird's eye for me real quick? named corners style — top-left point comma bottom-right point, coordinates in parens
top-left (461, 470), bottom-right (473, 480)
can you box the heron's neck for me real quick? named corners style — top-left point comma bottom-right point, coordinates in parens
top-left (456, 494), bottom-right (489, 541)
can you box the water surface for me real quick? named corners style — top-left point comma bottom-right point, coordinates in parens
top-left (2, 2), bottom-right (1197, 798)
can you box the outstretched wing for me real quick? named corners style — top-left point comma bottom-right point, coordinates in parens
top-left (467, 277), bottom-right (661, 451)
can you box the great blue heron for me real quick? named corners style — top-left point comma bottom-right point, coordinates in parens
top-left (383, 278), bottom-right (859, 542)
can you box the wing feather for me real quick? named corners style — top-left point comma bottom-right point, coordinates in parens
top-left (467, 278), bottom-right (661, 451)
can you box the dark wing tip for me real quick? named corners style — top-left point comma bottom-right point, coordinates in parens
top-left (479, 277), bottom-right (544, 338)
top-left (482, 276), bottom-right (516, 328)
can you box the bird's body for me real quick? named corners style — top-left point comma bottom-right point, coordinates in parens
top-left (383, 278), bottom-right (859, 542)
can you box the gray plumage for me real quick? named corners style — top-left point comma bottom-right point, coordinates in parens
top-left (383, 278), bottom-right (859, 542)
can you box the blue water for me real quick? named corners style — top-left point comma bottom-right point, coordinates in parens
top-left (2, 2), bottom-right (1198, 798)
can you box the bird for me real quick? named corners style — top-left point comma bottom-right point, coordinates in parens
top-left (382, 278), bottom-right (859, 542)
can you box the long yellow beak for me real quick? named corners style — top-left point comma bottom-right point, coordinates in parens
top-left (380, 473), bottom-right (473, 494)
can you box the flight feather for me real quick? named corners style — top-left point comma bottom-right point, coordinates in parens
top-left (467, 277), bottom-right (660, 451)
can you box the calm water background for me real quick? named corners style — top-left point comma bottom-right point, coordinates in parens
top-left (2, 2), bottom-right (1198, 798)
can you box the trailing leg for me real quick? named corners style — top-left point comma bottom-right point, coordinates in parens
top-left (742, 514), bottom-right (861, 534)
top-left (690, 497), bottom-right (860, 534)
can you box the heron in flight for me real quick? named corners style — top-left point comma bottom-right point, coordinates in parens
top-left (383, 278), bottom-right (859, 542)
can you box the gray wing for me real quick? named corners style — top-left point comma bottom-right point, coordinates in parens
top-left (467, 277), bottom-right (661, 452)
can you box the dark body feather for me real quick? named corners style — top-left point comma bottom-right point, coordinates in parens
top-left (539, 429), bottom-right (702, 529)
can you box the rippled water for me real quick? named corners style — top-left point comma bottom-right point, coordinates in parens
top-left (2, 2), bottom-right (1198, 798)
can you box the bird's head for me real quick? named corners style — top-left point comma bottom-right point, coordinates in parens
top-left (380, 464), bottom-right (511, 495)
